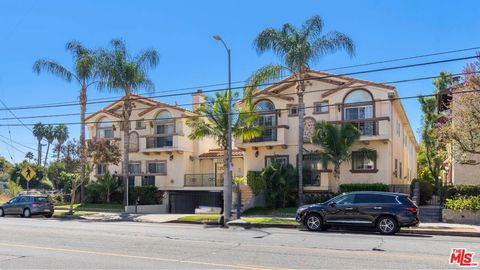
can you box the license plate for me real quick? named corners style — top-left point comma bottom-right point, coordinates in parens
top-left (44, 209), bottom-right (50, 212)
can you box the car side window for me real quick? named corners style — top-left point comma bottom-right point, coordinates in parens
top-left (8, 197), bottom-right (19, 204)
top-left (354, 194), bottom-right (372, 204)
top-left (335, 194), bottom-right (355, 205)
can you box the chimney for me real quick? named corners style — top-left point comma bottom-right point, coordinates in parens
top-left (192, 89), bottom-right (205, 111)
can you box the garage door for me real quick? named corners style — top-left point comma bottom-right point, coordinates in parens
top-left (169, 191), bottom-right (222, 214)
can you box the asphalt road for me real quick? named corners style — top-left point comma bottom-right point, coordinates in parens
top-left (0, 217), bottom-right (478, 269)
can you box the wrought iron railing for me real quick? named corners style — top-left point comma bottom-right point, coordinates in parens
top-left (184, 174), bottom-right (224, 187)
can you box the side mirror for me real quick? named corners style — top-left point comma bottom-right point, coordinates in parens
top-left (329, 202), bottom-right (336, 207)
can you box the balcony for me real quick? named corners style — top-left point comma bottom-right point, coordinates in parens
top-left (236, 125), bottom-right (288, 148)
top-left (184, 174), bottom-right (224, 187)
top-left (331, 117), bottom-right (390, 141)
top-left (140, 133), bottom-right (190, 153)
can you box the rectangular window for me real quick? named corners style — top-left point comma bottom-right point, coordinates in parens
top-left (314, 102), bottom-right (329, 114)
top-left (394, 159), bottom-right (398, 177)
top-left (128, 176), bottom-right (135, 187)
top-left (287, 105), bottom-right (298, 116)
top-left (303, 155), bottom-right (321, 186)
top-left (351, 150), bottom-right (376, 172)
top-left (344, 105), bottom-right (375, 135)
top-left (96, 164), bottom-right (107, 175)
top-left (399, 162), bottom-right (403, 179)
top-left (265, 155), bottom-right (289, 167)
top-left (147, 161), bottom-right (167, 174)
top-left (128, 163), bottom-right (141, 174)
top-left (136, 120), bottom-right (146, 130)
top-left (97, 129), bottom-right (114, 139)
top-left (142, 176), bottom-right (155, 186)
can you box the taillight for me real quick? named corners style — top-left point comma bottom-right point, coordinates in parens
top-left (32, 202), bottom-right (41, 207)
top-left (405, 207), bottom-right (417, 213)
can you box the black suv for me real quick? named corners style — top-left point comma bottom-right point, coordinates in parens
top-left (296, 191), bottom-right (419, 235)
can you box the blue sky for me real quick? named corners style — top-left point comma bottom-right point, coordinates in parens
top-left (0, 0), bottom-right (479, 162)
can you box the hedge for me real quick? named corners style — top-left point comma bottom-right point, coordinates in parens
top-left (128, 186), bottom-right (161, 205)
top-left (304, 193), bottom-right (334, 204)
top-left (444, 196), bottom-right (480, 211)
top-left (444, 185), bottom-right (480, 199)
top-left (246, 171), bottom-right (265, 195)
top-left (339, 183), bottom-right (389, 193)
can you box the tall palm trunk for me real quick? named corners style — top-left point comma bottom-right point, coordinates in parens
top-left (122, 96), bottom-right (132, 206)
top-left (79, 85), bottom-right (87, 203)
top-left (333, 164), bottom-right (341, 193)
top-left (44, 142), bottom-right (51, 167)
top-left (37, 139), bottom-right (42, 166)
top-left (56, 143), bottom-right (63, 161)
top-left (297, 74), bottom-right (306, 206)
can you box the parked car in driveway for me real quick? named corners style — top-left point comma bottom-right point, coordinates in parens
top-left (0, 195), bottom-right (54, 218)
top-left (296, 191), bottom-right (419, 235)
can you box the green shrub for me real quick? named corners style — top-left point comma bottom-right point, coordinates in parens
top-left (304, 193), bottom-right (334, 204)
top-left (47, 193), bottom-right (65, 204)
top-left (128, 186), bottom-right (161, 205)
top-left (444, 185), bottom-right (480, 199)
top-left (445, 196), bottom-right (480, 211)
top-left (261, 160), bottom-right (297, 208)
top-left (411, 179), bottom-right (433, 205)
top-left (339, 183), bottom-right (389, 193)
top-left (246, 171), bottom-right (265, 195)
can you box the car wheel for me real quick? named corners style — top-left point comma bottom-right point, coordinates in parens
top-left (305, 213), bottom-right (323, 231)
top-left (0, 208), bottom-right (4, 217)
top-left (23, 208), bottom-right (32, 218)
top-left (377, 216), bottom-right (398, 235)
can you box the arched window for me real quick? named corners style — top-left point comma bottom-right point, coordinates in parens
top-left (343, 90), bottom-right (375, 135)
top-left (147, 110), bottom-right (174, 148)
top-left (252, 100), bottom-right (277, 142)
top-left (96, 117), bottom-right (114, 138)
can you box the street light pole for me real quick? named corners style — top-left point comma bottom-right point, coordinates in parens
top-left (213, 35), bottom-right (233, 225)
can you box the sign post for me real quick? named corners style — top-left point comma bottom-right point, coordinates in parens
top-left (21, 165), bottom-right (36, 194)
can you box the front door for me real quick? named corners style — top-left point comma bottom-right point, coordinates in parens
top-left (215, 161), bottom-right (224, 186)
top-left (3, 197), bottom-right (19, 214)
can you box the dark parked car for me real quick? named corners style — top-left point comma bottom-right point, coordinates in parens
top-left (296, 191), bottom-right (418, 235)
top-left (0, 195), bottom-right (54, 218)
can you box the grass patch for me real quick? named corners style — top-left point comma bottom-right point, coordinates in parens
top-left (242, 207), bottom-right (297, 216)
top-left (53, 211), bottom-right (96, 218)
top-left (55, 203), bottom-right (123, 212)
top-left (177, 215), bottom-right (220, 222)
top-left (242, 217), bottom-right (298, 225)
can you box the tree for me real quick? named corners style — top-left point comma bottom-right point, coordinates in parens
top-left (61, 139), bottom-right (81, 172)
top-left (25, 152), bottom-right (34, 163)
top-left (60, 172), bottom-right (82, 214)
top-left (95, 39), bottom-right (159, 206)
top-left (32, 122), bottom-right (45, 166)
top-left (54, 124), bottom-right (69, 161)
top-left (418, 71), bottom-right (452, 188)
top-left (260, 159), bottom-right (297, 208)
top-left (439, 57), bottom-right (480, 163)
top-left (186, 91), bottom-right (261, 222)
top-left (252, 15), bottom-right (355, 205)
top-left (47, 161), bottom-right (67, 189)
top-left (311, 121), bottom-right (361, 190)
top-left (90, 171), bottom-right (118, 203)
top-left (33, 41), bottom-right (98, 202)
top-left (86, 138), bottom-right (121, 166)
top-left (43, 125), bottom-right (55, 167)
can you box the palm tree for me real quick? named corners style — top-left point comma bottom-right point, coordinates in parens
top-left (96, 39), bottom-right (159, 206)
top-left (311, 121), bottom-right (361, 191)
top-left (187, 91), bottom-right (261, 222)
top-left (25, 152), bottom-right (34, 163)
top-left (54, 124), bottom-right (69, 161)
top-left (32, 122), bottom-right (46, 166)
top-left (43, 125), bottom-right (55, 167)
top-left (33, 41), bottom-right (97, 201)
top-left (252, 15), bottom-right (355, 205)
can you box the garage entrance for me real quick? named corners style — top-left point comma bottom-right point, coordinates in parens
top-left (169, 191), bottom-right (222, 214)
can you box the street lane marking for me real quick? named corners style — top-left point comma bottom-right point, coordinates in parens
top-left (0, 242), bottom-right (290, 270)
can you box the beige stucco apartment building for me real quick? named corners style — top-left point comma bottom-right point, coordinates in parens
top-left (85, 70), bottom-right (418, 212)
top-left (237, 70), bottom-right (418, 192)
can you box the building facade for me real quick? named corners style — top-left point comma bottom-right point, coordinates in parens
top-left (236, 70), bottom-right (418, 192)
top-left (86, 70), bottom-right (418, 212)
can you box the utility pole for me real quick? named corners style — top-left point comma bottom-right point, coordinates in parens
top-left (213, 35), bottom-right (233, 225)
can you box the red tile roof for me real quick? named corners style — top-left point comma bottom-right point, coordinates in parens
top-left (199, 148), bottom-right (243, 158)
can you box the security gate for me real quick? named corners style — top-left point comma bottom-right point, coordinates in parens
top-left (169, 191), bottom-right (222, 214)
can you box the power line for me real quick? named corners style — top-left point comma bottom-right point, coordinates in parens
top-left (0, 137), bottom-right (27, 155)
top-left (0, 133), bottom-right (37, 151)
top-left (0, 70), bottom-right (477, 122)
top-left (0, 85), bottom-right (476, 127)
top-left (0, 54), bottom-right (478, 112)
top-left (24, 45), bottom-right (480, 107)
